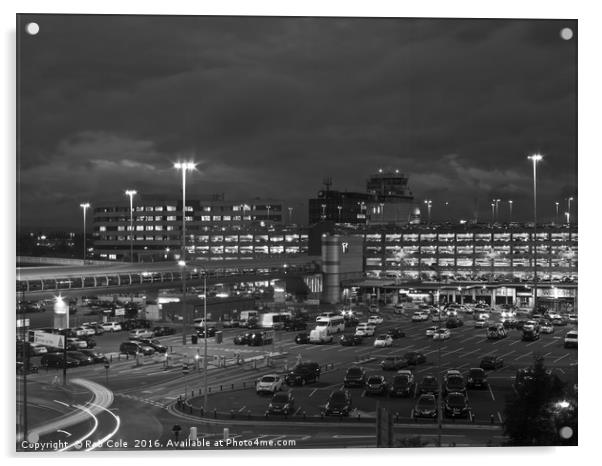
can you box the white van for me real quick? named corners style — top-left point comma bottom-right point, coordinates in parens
top-left (315, 315), bottom-right (345, 335)
top-left (257, 312), bottom-right (292, 330)
top-left (354, 323), bottom-right (376, 337)
top-left (309, 326), bottom-right (333, 344)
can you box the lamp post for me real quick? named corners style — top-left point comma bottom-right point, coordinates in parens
top-left (494, 199), bottom-right (501, 223)
top-left (125, 189), bottom-right (137, 263)
top-left (528, 154), bottom-right (543, 312)
top-left (566, 197), bottom-right (574, 226)
top-left (202, 272), bottom-right (208, 412)
top-left (174, 162), bottom-right (196, 345)
top-left (337, 205), bottom-right (342, 223)
top-left (555, 202), bottom-right (560, 225)
top-left (79, 203), bottom-right (90, 263)
top-left (379, 202), bottom-right (385, 222)
top-left (321, 203), bottom-right (327, 220)
top-left (266, 204), bottom-right (271, 222)
top-left (288, 206), bottom-right (293, 224)
top-left (424, 200), bottom-right (432, 225)
top-left (508, 200), bottom-right (513, 224)
top-left (490, 202), bottom-right (495, 225)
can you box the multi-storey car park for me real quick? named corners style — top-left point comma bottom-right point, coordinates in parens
top-left (92, 196), bottom-right (308, 262)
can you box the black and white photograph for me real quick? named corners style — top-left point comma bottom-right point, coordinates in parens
top-left (14, 8), bottom-right (581, 454)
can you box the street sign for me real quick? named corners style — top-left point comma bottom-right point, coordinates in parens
top-left (33, 332), bottom-right (64, 349)
top-left (115, 308), bottom-right (126, 316)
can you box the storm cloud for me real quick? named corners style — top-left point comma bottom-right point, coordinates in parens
top-left (17, 15), bottom-right (577, 229)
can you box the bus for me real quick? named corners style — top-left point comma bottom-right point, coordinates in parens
top-left (315, 315), bottom-right (345, 335)
top-left (257, 312), bottom-right (292, 330)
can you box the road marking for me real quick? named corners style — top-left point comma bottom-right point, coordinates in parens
top-left (543, 340), bottom-right (558, 348)
top-left (497, 412), bottom-right (503, 423)
top-left (557, 368), bottom-right (566, 374)
top-left (509, 340), bottom-right (521, 346)
top-left (488, 384), bottom-right (496, 401)
top-left (553, 354), bottom-right (570, 363)
top-left (460, 349), bottom-right (480, 358)
top-left (525, 340), bottom-right (540, 347)
top-left (459, 335), bottom-right (480, 344)
top-left (442, 347), bottom-right (464, 356)
top-left (238, 406), bottom-right (247, 413)
top-left (332, 435), bottom-right (375, 439)
top-left (514, 352), bottom-right (532, 361)
top-left (498, 350), bottom-right (515, 359)
top-left (543, 352), bottom-right (552, 358)
top-left (308, 389), bottom-right (318, 398)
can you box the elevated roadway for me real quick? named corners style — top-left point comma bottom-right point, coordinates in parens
top-left (16, 256), bottom-right (321, 299)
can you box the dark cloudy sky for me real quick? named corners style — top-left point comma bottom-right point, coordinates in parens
top-left (17, 15), bottom-right (577, 230)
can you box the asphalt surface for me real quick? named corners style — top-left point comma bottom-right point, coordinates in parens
top-left (19, 306), bottom-right (577, 450)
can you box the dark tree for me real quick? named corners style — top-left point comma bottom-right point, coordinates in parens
top-left (504, 356), bottom-right (577, 446)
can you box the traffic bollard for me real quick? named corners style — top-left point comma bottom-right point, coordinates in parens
top-left (490, 414), bottom-right (495, 424)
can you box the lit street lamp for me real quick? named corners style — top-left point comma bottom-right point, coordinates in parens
top-left (174, 161), bottom-right (196, 345)
top-left (508, 200), bottom-right (513, 224)
top-left (566, 197), bottom-right (574, 226)
top-left (266, 204), bottom-right (271, 221)
top-left (79, 203), bottom-right (90, 263)
top-left (424, 200), bottom-right (432, 225)
top-left (125, 189), bottom-right (137, 263)
top-left (490, 202), bottom-right (495, 225)
top-left (555, 201), bottom-right (560, 225)
top-left (337, 205), bottom-right (342, 223)
top-left (528, 153), bottom-right (543, 311)
top-left (288, 206), bottom-right (293, 224)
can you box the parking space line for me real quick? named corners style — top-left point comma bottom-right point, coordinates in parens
top-left (308, 389), bottom-right (318, 398)
top-left (514, 351), bottom-right (532, 361)
top-left (238, 405), bottom-right (247, 413)
top-left (553, 354), bottom-right (569, 364)
top-left (460, 349), bottom-right (480, 358)
top-left (488, 385), bottom-right (496, 401)
top-left (525, 340), bottom-right (540, 347)
top-left (498, 350), bottom-right (515, 359)
top-left (442, 347), bottom-right (464, 357)
top-left (509, 340), bottom-right (521, 346)
top-left (543, 340), bottom-right (558, 348)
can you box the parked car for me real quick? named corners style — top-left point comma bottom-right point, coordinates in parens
top-left (323, 390), bottom-right (352, 416)
top-left (539, 320), bottom-right (554, 334)
top-left (412, 311), bottom-right (429, 322)
top-left (364, 375), bottom-right (388, 396)
top-left (368, 315), bottom-right (384, 325)
top-left (373, 334), bottom-right (393, 348)
top-left (40, 352), bottom-right (80, 368)
top-left (425, 326), bottom-right (438, 337)
top-left (564, 330), bottom-right (578, 348)
top-left (234, 333), bottom-right (252, 345)
top-left (446, 317), bottom-right (464, 328)
top-left (380, 356), bottom-right (408, 371)
top-left (412, 394), bottom-right (438, 419)
top-left (152, 326), bottom-right (175, 336)
top-left (101, 321), bottom-right (122, 332)
top-left (387, 328), bottom-right (406, 339)
top-left (119, 341), bottom-right (155, 356)
top-left (197, 327), bottom-right (217, 338)
top-left (354, 323), bottom-right (376, 337)
top-left (480, 355), bottom-right (504, 370)
top-left (256, 374), bottom-right (284, 394)
top-left (344, 366), bottom-right (367, 388)
top-left (66, 351), bottom-right (95, 366)
top-left (443, 371), bottom-right (466, 395)
top-left (404, 351), bottom-right (426, 365)
top-left (137, 338), bottom-right (168, 353)
top-left (389, 371), bottom-right (415, 397)
top-left (267, 392), bottom-right (295, 416)
top-left (339, 334), bottom-right (362, 346)
top-left (419, 375), bottom-right (439, 395)
top-left (79, 349), bottom-right (108, 363)
top-left (129, 328), bottom-right (154, 340)
top-left (66, 337), bottom-right (88, 349)
top-left (285, 362), bottom-right (321, 386)
top-left (433, 328), bottom-right (451, 340)
top-left (486, 324), bottom-right (507, 339)
top-left (443, 393), bottom-right (471, 418)
top-left (466, 368), bottom-right (488, 389)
